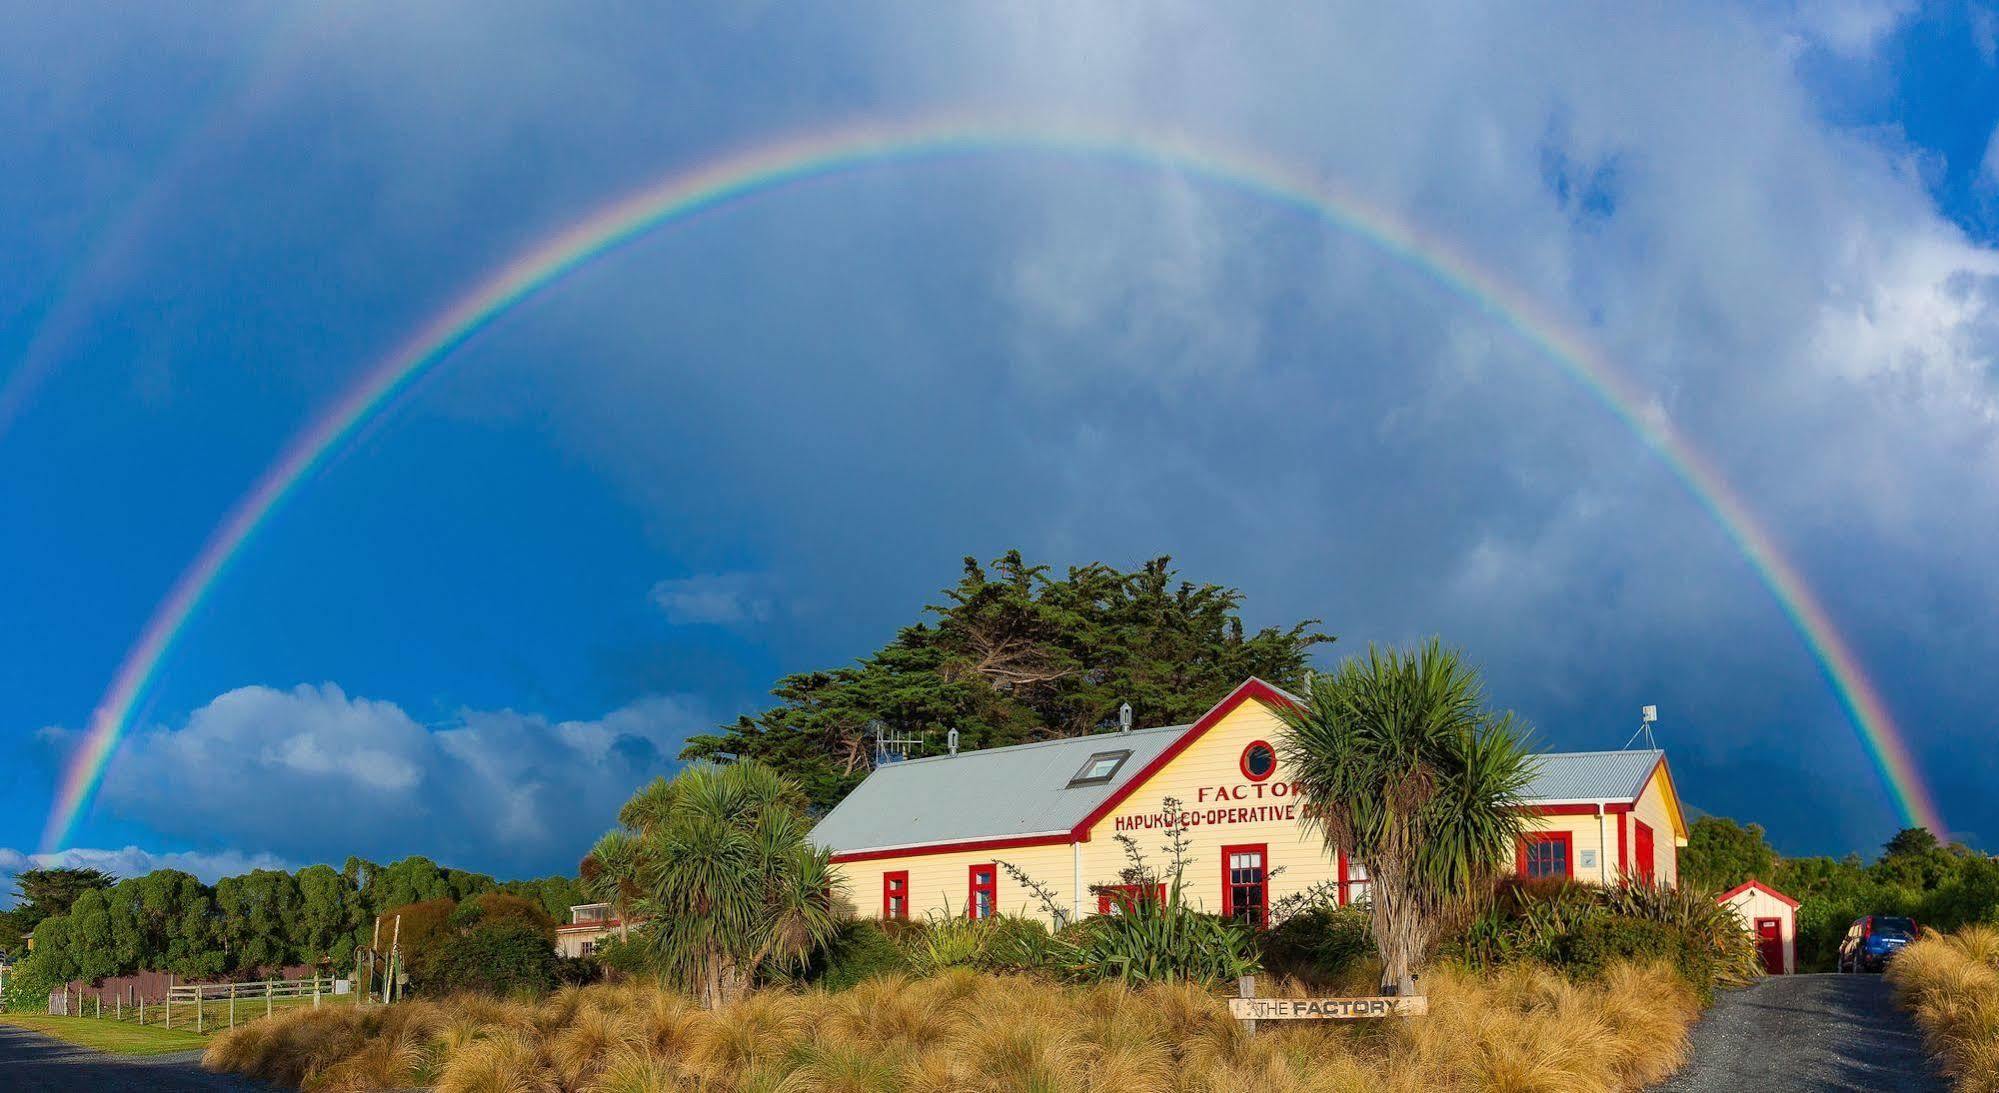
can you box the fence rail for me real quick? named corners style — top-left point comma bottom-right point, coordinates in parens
top-left (46, 973), bottom-right (354, 1033)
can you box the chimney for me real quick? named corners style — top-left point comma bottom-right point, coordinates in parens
top-left (1118, 702), bottom-right (1133, 733)
top-left (947, 727), bottom-right (960, 755)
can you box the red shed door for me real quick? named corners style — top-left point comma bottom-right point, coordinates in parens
top-left (1755, 917), bottom-right (1784, 974)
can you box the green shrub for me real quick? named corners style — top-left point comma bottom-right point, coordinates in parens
top-left (1448, 878), bottom-right (1760, 1000)
top-left (1261, 903), bottom-right (1372, 984)
top-left (426, 920), bottom-right (560, 997)
top-left (1053, 899), bottom-right (1260, 988)
top-left (810, 920), bottom-right (909, 990)
top-left (2, 952), bottom-right (63, 1013)
top-left (1557, 915), bottom-right (1695, 979)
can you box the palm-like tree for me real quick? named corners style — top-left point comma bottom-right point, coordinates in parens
top-left (1275, 640), bottom-right (1536, 995)
top-left (578, 829), bottom-right (641, 943)
top-left (601, 761), bottom-right (840, 1008)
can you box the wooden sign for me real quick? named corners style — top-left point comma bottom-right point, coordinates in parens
top-left (1228, 995), bottom-right (1428, 1020)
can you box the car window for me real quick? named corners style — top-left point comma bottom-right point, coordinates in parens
top-left (1875, 916), bottom-right (1917, 938)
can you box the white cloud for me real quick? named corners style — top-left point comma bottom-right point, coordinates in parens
top-left (1982, 124), bottom-right (1999, 188)
top-left (649, 573), bottom-right (774, 625)
top-left (97, 684), bottom-right (705, 874)
top-left (0, 846), bottom-right (293, 908)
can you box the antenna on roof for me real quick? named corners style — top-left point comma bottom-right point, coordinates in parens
top-left (1118, 702), bottom-right (1133, 733)
top-left (872, 719), bottom-right (925, 766)
top-left (1622, 705), bottom-right (1659, 751)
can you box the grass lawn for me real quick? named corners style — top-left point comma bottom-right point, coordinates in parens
top-left (0, 1011), bottom-right (210, 1056)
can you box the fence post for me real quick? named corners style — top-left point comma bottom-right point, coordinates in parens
top-left (96, 995), bottom-right (101, 1020)
top-left (139, 997), bottom-right (145, 1026)
top-left (196, 988), bottom-right (203, 1035)
top-left (313, 973), bottom-right (321, 1008)
top-left (228, 983), bottom-right (235, 1029)
top-left (1236, 975), bottom-right (1258, 1036)
top-left (266, 979), bottom-right (273, 1018)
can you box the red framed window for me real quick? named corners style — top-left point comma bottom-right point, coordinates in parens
top-left (968, 864), bottom-right (997, 920)
top-left (882, 871), bottom-right (909, 920)
top-left (1095, 883), bottom-right (1167, 915)
top-left (1239, 740), bottom-right (1277, 782)
top-left (1633, 821), bottom-right (1655, 882)
top-left (1221, 844), bottom-right (1269, 927)
top-left (1517, 832), bottom-right (1574, 880)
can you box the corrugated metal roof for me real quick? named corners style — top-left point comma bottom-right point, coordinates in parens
top-left (810, 725), bottom-right (1186, 854)
top-left (812, 716), bottom-right (1666, 854)
top-left (1520, 749), bottom-right (1663, 803)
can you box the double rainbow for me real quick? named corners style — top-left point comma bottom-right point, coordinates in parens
top-left (41, 118), bottom-right (1946, 851)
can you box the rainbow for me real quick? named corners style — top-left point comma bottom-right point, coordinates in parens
top-left (41, 117), bottom-right (1947, 851)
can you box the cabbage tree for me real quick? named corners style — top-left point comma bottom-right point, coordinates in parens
top-left (1275, 640), bottom-right (1535, 995)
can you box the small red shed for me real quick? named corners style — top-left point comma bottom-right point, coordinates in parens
top-left (1717, 879), bottom-right (1799, 975)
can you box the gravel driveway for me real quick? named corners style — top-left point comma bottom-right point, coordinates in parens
top-left (0, 1023), bottom-right (272, 1092)
top-left (1655, 973), bottom-right (1945, 1092)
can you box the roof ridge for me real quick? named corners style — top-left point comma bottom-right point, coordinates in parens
top-left (878, 722), bottom-right (1192, 768)
top-left (1537, 748), bottom-right (1664, 759)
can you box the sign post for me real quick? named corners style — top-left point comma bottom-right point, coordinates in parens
top-left (1232, 976), bottom-right (1427, 1031)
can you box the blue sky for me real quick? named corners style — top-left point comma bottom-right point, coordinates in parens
top-left (5, 2), bottom-right (1999, 890)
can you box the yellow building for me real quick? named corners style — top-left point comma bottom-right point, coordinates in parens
top-left (813, 679), bottom-right (1689, 924)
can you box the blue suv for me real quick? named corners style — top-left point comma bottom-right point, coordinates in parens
top-left (1838, 914), bottom-right (1919, 973)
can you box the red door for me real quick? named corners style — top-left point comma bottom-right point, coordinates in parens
top-left (1633, 821), bottom-right (1655, 882)
top-left (1755, 917), bottom-right (1784, 974)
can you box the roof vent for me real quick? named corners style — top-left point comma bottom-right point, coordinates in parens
top-left (947, 727), bottom-right (960, 756)
top-left (1118, 702), bottom-right (1133, 733)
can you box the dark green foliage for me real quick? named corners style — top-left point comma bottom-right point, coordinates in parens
top-left (498, 876), bottom-right (587, 923)
top-left (1260, 903), bottom-right (1374, 985)
top-left (428, 920), bottom-right (561, 997)
top-left (1556, 915), bottom-right (1699, 980)
top-left (7, 856), bottom-right (584, 992)
top-left (9, 867), bottom-right (115, 930)
top-left (449, 892), bottom-right (557, 944)
top-left (1452, 878), bottom-right (1762, 999)
top-left (1771, 827), bottom-right (1996, 971)
top-left (809, 919), bottom-right (910, 991)
top-left (384, 898), bottom-right (459, 989)
top-left (1679, 816), bottom-right (1780, 896)
top-left (681, 552), bottom-right (1330, 811)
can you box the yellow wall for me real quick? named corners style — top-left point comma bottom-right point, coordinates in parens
top-left (1626, 762), bottom-right (1685, 886)
top-left (834, 842), bottom-right (1077, 923)
top-left (1521, 811), bottom-right (1617, 883)
top-left (1075, 697), bottom-right (1341, 918)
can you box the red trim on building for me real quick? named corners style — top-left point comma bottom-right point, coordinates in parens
top-left (1525, 803), bottom-right (1634, 816)
top-left (1073, 678), bottom-right (1297, 839)
top-left (1715, 879), bottom-right (1801, 909)
top-left (967, 864), bottom-right (998, 920)
top-left (1617, 813), bottom-right (1628, 876)
top-left (1517, 831), bottom-right (1575, 879)
top-left (1239, 739), bottom-right (1277, 782)
top-left (1634, 820), bottom-right (1655, 882)
top-left (829, 831), bottom-right (1071, 864)
top-left (1220, 842), bottom-right (1270, 927)
top-left (882, 871), bottom-right (909, 920)
top-left (1336, 848), bottom-right (1349, 907)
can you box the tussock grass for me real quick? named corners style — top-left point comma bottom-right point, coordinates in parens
top-left (1890, 925), bottom-right (1999, 1091)
top-left (204, 961), bottom-right (1695, 1092)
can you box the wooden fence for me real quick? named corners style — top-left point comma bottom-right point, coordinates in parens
top-left (46, 973), bottom-right (352, 1032)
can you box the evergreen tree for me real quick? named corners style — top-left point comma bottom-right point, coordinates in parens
top-left (683, 551), bottom-right (1330, 811)
top-left (1679, 816), bottom-right (1780, 895)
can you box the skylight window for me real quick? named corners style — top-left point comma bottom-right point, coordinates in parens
top-left (1067, 749), bottom-right (1132, 788)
